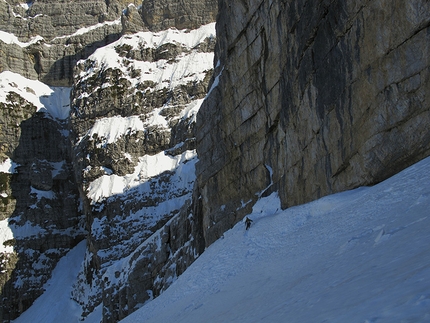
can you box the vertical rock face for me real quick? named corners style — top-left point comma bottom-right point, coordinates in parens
top-left (196, 0), bottom-right (430, 245)
top-left (0, 0), bottom-right (125, 86)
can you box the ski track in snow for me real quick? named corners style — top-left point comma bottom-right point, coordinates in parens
top-left (15, 156), bottom-right (430, 323)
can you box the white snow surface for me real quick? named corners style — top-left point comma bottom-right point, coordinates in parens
top-left (0, 158), bottom-right (18, 173)
top-left (14, 156), bottom-right (430, 323)
top-left (0, 30), bottom-right (44, 47)
top-left (51, 19), bottom-right (121, 42)
top-left (0, 219), bottom-right (14, 253)
top-left (87, 150), bottom-right (197, 204)
top-left (0, 71), bottom-right (71, 120)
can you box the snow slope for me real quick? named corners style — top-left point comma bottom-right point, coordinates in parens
top-left (122, 156), bottom-right (430, 323)
top-left (15, 156), bottom-right (430, 322)
top-left (13, 241), bottom-right (87, 323)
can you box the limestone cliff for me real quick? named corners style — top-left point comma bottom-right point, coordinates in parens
top-left (0, 0), bottom-right (125, 86)
top-left (196, 0), bottom-right (430, 245)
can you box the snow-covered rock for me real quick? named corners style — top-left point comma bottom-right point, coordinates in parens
top-left (68, 22), bottom-right (216, 322)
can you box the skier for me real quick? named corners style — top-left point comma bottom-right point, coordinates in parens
top-left (245, 217), bottom-right (253, 230)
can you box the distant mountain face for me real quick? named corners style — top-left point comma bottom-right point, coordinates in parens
top-left (69, 23), bottom-right (216, 322)
top-left (0, 0), bottom-right (217, 86)
top-left (0, 0), bottom-right (217, 322)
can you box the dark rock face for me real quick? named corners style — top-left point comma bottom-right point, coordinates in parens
top-left (196, 0), bottom-right (430, 245)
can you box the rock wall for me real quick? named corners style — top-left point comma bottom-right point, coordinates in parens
top-left (0, 0), bottom-right (217, 87)
top-left (196, 0), bottom-right (430, 245)
top-left (141, 0), bottom-right (217, 31)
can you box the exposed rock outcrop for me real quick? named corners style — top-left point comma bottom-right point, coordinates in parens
top-left (196, 0), bottom-right (430, 245)
top-left (141, 0), bottom-right (218, 31)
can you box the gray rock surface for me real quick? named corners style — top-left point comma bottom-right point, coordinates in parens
top-left (196, 0), bottom-right (430, 246)
top-left (141, 0), bottom-right (217, 31)
top-left (0, 0), bottom-right (125, 86)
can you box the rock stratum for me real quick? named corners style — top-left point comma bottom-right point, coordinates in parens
top-left (196, 0), bottom-right (430, 245)
top-left (0, 0), bottom-right (429, 322)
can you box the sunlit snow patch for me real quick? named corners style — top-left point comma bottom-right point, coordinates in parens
top-left (0, 158), bottom-right (18, 174)
top-left (0, 71), bottom-right (71, 120)
top-left (0, 31), bottom-right (44, 47)
top-left (87, 150), bottom-right (197, 204)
